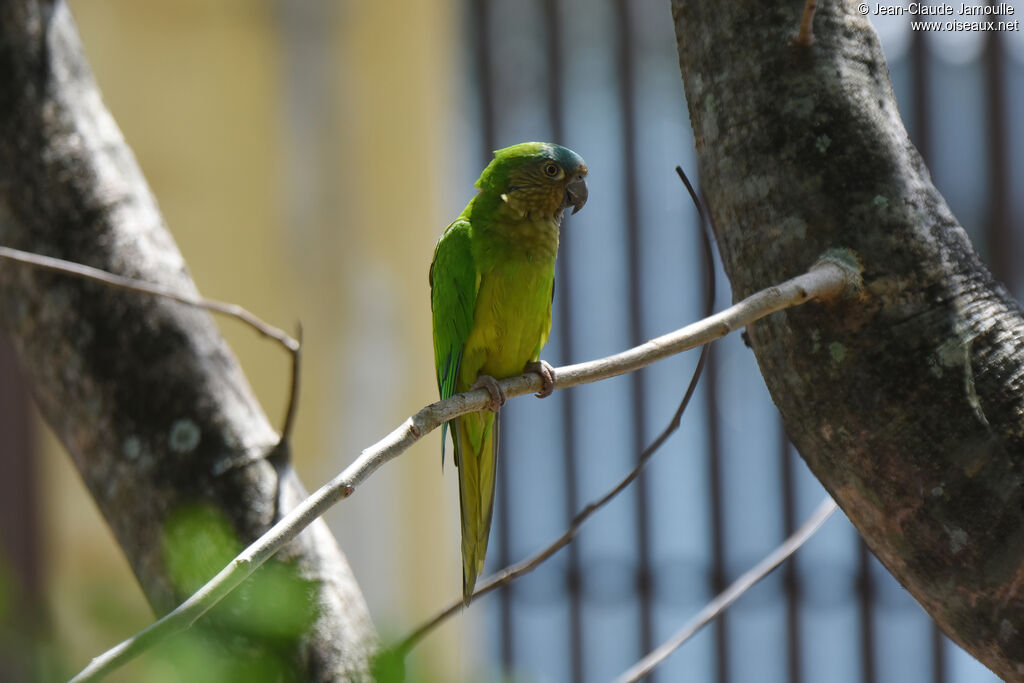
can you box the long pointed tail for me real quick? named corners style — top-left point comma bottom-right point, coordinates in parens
top-left (455, 409), bottom-right (498, 605)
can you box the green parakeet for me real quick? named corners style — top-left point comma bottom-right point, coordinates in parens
top-left (430, 141), bottom-right (588, 605)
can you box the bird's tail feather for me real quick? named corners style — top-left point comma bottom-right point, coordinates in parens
top-left (456, 409), bottom-right (498, 606)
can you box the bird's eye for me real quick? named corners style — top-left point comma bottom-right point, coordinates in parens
top-left (542, 162), bottom-right (562, 178)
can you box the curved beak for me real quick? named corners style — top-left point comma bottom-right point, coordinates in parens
top-left (564, 175), bottom-right (588, 215)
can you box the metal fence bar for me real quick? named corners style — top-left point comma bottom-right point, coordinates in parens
top-left (857, 540), bottom-right (877, 683)
top-left (932, 606), bottom-right (948, 683)
top-left (542, 1), bottom-right (585, 681)
top-left (907, 19), bottom-right (950, 683)
top-left (613, 0), bottom-right (657, 674)
top-left (910, 12), bottom-right (931, 163)
top-left (704, 339), bottom-right (729, 683)
top-left (467, 0), bottom-right (515, 672)
top-left (983, 22), bottom-right (1012, 288)
top-left (0, 337), bottom-right (40, 683)
top-left (779, 435), bottom-right (802, 683)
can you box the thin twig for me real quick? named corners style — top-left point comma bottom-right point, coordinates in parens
top-left (265, 322), bottom-right (304, 519)
top-left (390, 165), bottom-right (718, 657)
top-left (0, 245), bottom-right (299, 352)
top-left (1, 243), bottom-right (303, 445)
top-left (70, 257), bottom-right (857, 683)
top-left (615, 496), bottom-right (838, 683)
top-left (280, 322), bottom-right (304, 442)
top-left (394, 343), bottom-right (711, 658)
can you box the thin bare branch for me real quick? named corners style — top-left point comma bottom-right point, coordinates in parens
top-left (392, 341), bottom-right (710, 658)
top-left (70, 256), bottom-right (858, 682)
top-left (0, 245), bottom-right (299, 352)
top-left (615, 496), bottom-right (839, 683)
top-left (280, 322), bottom-right (304, 442)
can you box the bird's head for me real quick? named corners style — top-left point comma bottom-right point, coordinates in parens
top-left (476, 142), bottom-right (588, 220)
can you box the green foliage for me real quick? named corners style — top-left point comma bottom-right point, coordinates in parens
top-left (163, 504), bottom-right (240, 596)
top-left (157, 503), bottom-right (319, 681)
top-left (370, 647), bottom-right (406, 683)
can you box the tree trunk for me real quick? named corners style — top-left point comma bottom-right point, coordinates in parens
top-left (673, 1), bottom-right (1024, 679)
top-left (0, 2), bottom-right (375, 680)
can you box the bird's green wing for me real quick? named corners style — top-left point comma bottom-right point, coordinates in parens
top-left (429, 218), bottom-right (479, 466)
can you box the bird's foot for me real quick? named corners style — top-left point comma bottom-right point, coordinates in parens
top-left (525, 360), bottom-right (556, 398)
top-left (471, 374), bottom-right (506, 413)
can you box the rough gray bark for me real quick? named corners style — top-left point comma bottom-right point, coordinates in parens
top-left (673, 1), bottom-right (1024, 679)
top-left (0, 2), bottom-right (375, 680)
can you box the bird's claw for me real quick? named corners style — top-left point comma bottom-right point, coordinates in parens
top-left (471, 374), bottom-right (506, 413)
top-left (525, 360), bottom-right (556, 398)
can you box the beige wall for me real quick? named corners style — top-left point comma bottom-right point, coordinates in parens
top-left (45, 1), bottom-right (477, 679)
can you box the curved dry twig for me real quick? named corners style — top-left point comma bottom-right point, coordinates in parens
top-left (392, 341), bottom-right (711, 659)
top-left (0, 244), bottom-right (304, 448)
top-left (0, 245), bottom-right (299, 352)
top-left (70, 256), bottom-right (857, 682)
top-left (615, 496), bottom-right (838, 683)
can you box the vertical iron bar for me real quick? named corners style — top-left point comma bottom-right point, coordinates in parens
top-left (982, 12), bottom-right (1011, 287)
top-left (469, 0), bottom-right (512, 672)
top-left (541, 1), bottom-right (585, 681)
top-left (0, 337), bottom-right (39, 682)
top-left (613, 0), bottom-right (655, 674)
top-left (700, 201), bottom-right (728, 683)
top-left (779, 435), bottom-right (802, 683)
top-left (909, 20), bottom-right (948, 683)
top-left (909, 11), bottom-right (930, 164)
top-left (857, 541), bottom-right (876, 683)
top-left (704, 346), bottom-right (729, 683)
top-left (932, 626), bottom-right (947, 683)
top-left (471, 0), bottom-right (498, 159)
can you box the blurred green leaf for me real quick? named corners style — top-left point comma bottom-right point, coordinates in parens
top-left (158, 503), bottom-right (319, 679)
